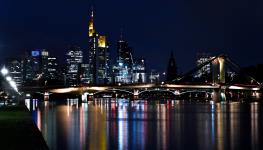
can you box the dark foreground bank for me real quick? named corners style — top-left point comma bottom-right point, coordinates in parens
top-left (0, 105), bottom-right (48, 150)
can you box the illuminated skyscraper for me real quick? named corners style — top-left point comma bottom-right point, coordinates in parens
top-left (22, 52), bottom-right (34, 84)
top-left (6, 58), bottom-right (23, 87)
top-left (41, 49), bottom-right (49, 79)
top-left (113, 34), bottom-right (133, 84)
top-left (47, 56), bottom-right (58, 80)
top-left (31, 50), bottom-right (41, 76)
top-left (149, 69), bottom-right (160, 83)
top-left (79, 63), bottom-right (90, 85)
top-left (88, 9), bottom-right (95, 37)
top-left (117, 35), bottom-right (133, 67)
top-left (88, 9), bottom-right (111, 85)
top-left (22, 49), bottom-right (50, 85)
top-left (96, 36), bottom-right (111, 84)
top-left (66, 46), bottom-right (83, 86)
top-left (88, 9), bottom-right (97, 84)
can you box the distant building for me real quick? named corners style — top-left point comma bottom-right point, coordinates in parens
top-left (31, 50), bottom-right (42, 79)
top-left (132, 58), bottom-right (146, 83)
top-left (60, 64), bottom-right (68, 86)
top-left (47, 56), bottom-right (58, 80)
top-left (117, 37), bottom-right (133, 68)
top-left (41, 49), bottom-right (49, 79)
top-left (79, 63), bottom-right (90, 85)
top-left (113, 63), bottom-right (132, 84)
top-left (66, 46), bottom-right (83, 86)
top-left (149, 70), bottom-right (160, 83)
top-left (22, 53), bottom-right (34, 84)
top-left (88, 9), bottom-right (111, 85)
top-left (113, 34), bottom-right (133, 84)
top-left (6, 58), bottom-right (23, 87)
top-left (195, 52), bottom-right (212, 78)
top-left (166, 51), bottom-right (177, 82)
top-left (22, 49), bottom-right (50, 85)
top-left (96, 36), bottom-right (111, 84)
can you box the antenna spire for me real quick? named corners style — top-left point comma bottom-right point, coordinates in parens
top-left (88, 6), bottom-right (95, 37)
top-left (91, 5), bottom-right (94, 17)
top-left (120, 28), bottom-right (124, 41)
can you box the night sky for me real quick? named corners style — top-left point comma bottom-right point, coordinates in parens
top-left (1, 0), bottom-right (263, 73)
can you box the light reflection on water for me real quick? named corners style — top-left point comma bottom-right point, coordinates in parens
top-left (30, 99), bottom-right (263, 150)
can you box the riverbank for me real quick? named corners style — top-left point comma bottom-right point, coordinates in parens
top-left (0, 105), bottom-right (48, 150)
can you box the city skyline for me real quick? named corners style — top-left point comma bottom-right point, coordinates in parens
top-left (1, 1), bottom-right (263, 150)
top-left (1, 0), bottom-right (263, 73)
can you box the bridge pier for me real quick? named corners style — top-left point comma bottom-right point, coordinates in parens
top-left (43, 92), bottom-right (50, 101)
top-left (212, 89), bottom-right (220, 102)
top-left (218, 56), bottom-right (226, 83)
top-left (81, 93), bottom-right (88, 103)
top-left (212, 56), bottom-right (226, 84)
top-left (220, 89), bottom-right (226, 102)
top-left (81, 92), bottom-right (95, 102)
top-left (212, 59), bottom-right (219, 84)
top-left (212, 88), bottom-right (226, 102)
top-left (133, 89), bottom-right (139, 99)
top-left (44, 95), bottom-right (49, 101)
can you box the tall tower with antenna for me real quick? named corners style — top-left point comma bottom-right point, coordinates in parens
top-left (88, 7), bottom-right (95, 37)
top-left (88, 7), bottom-right (111, 85)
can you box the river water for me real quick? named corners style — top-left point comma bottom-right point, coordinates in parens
top-left (30, 99), bottom-right (263, 150)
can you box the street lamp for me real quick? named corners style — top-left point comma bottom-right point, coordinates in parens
top-left (1, 67), bottom-right (8, 76)
top-left (9, 80), bottom-right (16, 88)
top-left (6, 76), bottom-right (12, 81)
top-left (162, 72), bottom-right (166, 83)
top-left (0, 66), bottom-right (20, 96)
top-left (5, 74), bottom-right (18, 92)
top-left (9, 80), bottom-right (18, 91)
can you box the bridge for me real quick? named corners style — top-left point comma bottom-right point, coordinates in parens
top-left (48, 83), bottom-right (260, 101)
top-left (21, 54), bottom-right (262, 102)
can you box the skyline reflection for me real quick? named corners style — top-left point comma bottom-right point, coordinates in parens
top-left (31, 99), bottom-right (263, 150)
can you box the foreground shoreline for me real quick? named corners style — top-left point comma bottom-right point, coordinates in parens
top-left (0, 105), bottom-right (48, 150)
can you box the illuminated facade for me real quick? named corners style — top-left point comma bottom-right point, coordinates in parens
top-left (132, 58), bottom-right (146, 83)
top-left (113, 62), bottom-right (132, 84)
top-left (149, 69), bottom-right (160, 83)
top-left (22, 53), bottom-right (34, 84)
top-left (31, 50), bottom-right (41, 77)
top-left (47, 56), bottom-right (58, 80)
top-left (6, 58), bottom-right (23, 87)
top-left (96, 37), bottom-right (111, 84)
top-left (117, 39), bottom-right (133, 66)
top-left (79, 63), bottom-right (90, 85)
top-left (66, 46), bottom-right (83, 86)
top-left (88, 10), bottom-right (95, 37)
top-left (22, 49), bottom-right (50, 85)
top-left (41, 49), bottom-right (49, 79)
top-left (88, 9), bottom-right (111, 85)
top-left (113, 36), bottom-right (133, 84)
top-left (88, 9), bottom-right (97, 84)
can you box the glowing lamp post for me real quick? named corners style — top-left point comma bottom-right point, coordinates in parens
top-left (6, 76), bottom-right (12, 81)
top-left (1, 66), bottom-right (19, 93)
top-left (1, 67), bottom-right (8, 76)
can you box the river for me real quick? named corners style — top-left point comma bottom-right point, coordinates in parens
top-left (29, 99), bottom-right (263, 150)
